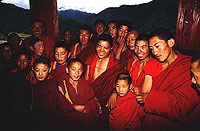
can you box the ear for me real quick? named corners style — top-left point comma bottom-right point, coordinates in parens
top-left (66, 67), bottom-right (69, 74)
top-left (49, 67), bottom-right (52, 73)
top-left (129, 84), bottom-right (133, 89)
top-left (31, 67), bottom-right (34, 71)
top-left (29, 46), bottom-right (33, 51)
top-left (167, 38), bottom-right (175, 48)
top-left (90, 33), bottom-right (93, 39)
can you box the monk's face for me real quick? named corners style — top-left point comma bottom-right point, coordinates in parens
top-left (126, 31), bottom-right (138, 51)
top-left (33, 63), bottom-right (51, 81)
top-left (118, 25), bottom-right (129, 39)
top-left (95, 22), bottom-right (105, 36)
top-left (3, 46), bottom-right (13, 60)
top-left (79, 29), bottom-right (91, 45)
top-left (64, 31), bottom-right (72, 44)
top-left (108, 22), bottom-right (117, 39)
top-left (67, 61), bottom-right (83, 81)
top-left (191, 61), bottom-right (200, 90)
top-left (96, 40), bottom-right (111, 59)
top-left (135, 40), bottom-right (149, 61)
top-left (54, 47), bottom-right (68, 65)
top-left (32, 41), bottom-right (44, 57)
top-left (149, 36), bottom-right (174, 63)
top-left (31, 22), bottom-right (45, 38)
top-left (116, 79), bottom-right (130, 97)
top-left (17, 54), bottom-right (29, 70)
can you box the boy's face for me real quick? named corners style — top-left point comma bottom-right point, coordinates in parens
top-left (95, 22), bottom-right (105, 35)
top-left (3, 46), bottom-right (12, 60)
top-left (135, 40), bottom-right (149, 61)
top-left (96, 40), bottom-right (111, 59)
top-left (126, 31), bottom-right (138, 51)
top-left (116, 79), bottom-right (130, 97)
top-left (33, 41), bottom-right (44, 57)
top-left (31, 22), bottom-right (45, 38)
top-left (54, 47), bottom-right (68, 65)
top-left (79, 29), bottom-right (91, 45)
top-left (17, 54), bottom-right (29, 70)
top-left (118, 25), bottom-right (129, 39)
top-left (64, 31), bottom-right (72, 43)
top-left (67, 61), bottom-right (83, 82)
top-left (33, 63), bottom-right (50, 81)
top-left (108, 22), bottom-right (117, 39)
top-left (149, 36), bottom-right (173, 62)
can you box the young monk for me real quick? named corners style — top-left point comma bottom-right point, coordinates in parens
top-left (138, 28), bottom-right (199, 130)
top-left (29, 37), bottom-right (45, 67)
top-left (85, 34), bottom-right (125, 130)
top-left (109, 73), bottom-right (139, 131)
top-left (70, 24), bottom-right (96, 64)
top-left (21, 19), bottom-right (55, 60)
top-left (31, 56), bottom-right (60, 130)
top-left (8, 48), bottom-right (33, 130)
top-left (57, 58), bottom-right (100, 130)
top-left (50, 41), bottom-right (70, 80)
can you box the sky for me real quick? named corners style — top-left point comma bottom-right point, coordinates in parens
top-left (2, 0), bottom-right (153, 14)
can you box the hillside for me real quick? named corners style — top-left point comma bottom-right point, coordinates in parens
top-left (58, 9), bottom-right (94, 22)
top-left (0, 0), bottom-right (179, 38)
top-left (83, 0), bottom-right (179, 36)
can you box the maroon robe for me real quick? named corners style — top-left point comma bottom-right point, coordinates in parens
top-left (58, 76), bottom-right (99, 130)
top-left (85, 54), bottom-right (125, 130)
top-left (32, 76), bottom-right (84, 130)
top-left (110, 91), bottom-right (141, 131)
top-left (142, 51), bottom-right (200, 130)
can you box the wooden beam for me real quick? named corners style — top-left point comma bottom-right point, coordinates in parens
top-left (29, 0), bottom-right (59, 42)
top-left (176, 0), bottom-right (200, 52)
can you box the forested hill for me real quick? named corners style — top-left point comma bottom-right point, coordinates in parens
top-left (0, 0), bottom-right (179, 37)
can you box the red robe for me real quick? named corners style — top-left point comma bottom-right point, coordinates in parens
top-left (129, 57), bottom-right (163, 89)
top-left (58, 76), bottom-right (99, 130)
top-left (70, 41), bottom-right (96, 63)
top-left (51, 61), bottom-right (68, 82)
top-left (120, 49), bottom-right (134, 69)
top-left (21, 35), bottom-right (55, 60)
top-left (85, 53), bottom-right (125, 130)
top-left (142, 51), bottom-right (200, 130)
top-left (109, 91), bottom-right (141, 131)
top-left (32, 76), bottom-right (85, 130)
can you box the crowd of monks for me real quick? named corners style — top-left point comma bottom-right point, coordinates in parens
top-left (0, 18), bottom-right (200, 131)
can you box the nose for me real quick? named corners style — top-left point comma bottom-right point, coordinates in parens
top-left (191, 77), bottom-right (196, 84)
top-left (39, 71), bottom-right (43, 76)
top-left (151, 47), bottom-right (158, 55)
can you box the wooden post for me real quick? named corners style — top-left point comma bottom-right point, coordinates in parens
top-left (176, 0), bottom-right (200, 52)
top-left (29, 0), bottom-right (59, 42)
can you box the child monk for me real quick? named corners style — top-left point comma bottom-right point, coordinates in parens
top-left (57, 58), bottom-right (100, 130)
top-left (109, 72), bottom-right (140, 131)
top-left (51, 41), bottom-right (70, 79)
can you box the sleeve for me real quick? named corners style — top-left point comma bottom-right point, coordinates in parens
top-left (143, 59), bottom-right (162, 78)
top-left (144, 59), bottom-right (199, 123)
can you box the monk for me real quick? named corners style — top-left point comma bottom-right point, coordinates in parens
top-left (85, 34), bottom-right (125, 130)
top-left (57, 58), bottom-right (100, 130)
top-left (21, 19), bottom-right (55, 60)
top-left (185, 52), bottom-right (200, 130)
top-left (113, 19), bottom-right (131, 58)
top-left (109, 73), bottom-right (139, 131)
top-left (51, 41), bottom-right (70, 79)
top-left (137, 28), bottom-right (199, 130)
top-left (70, 24), bottom-right (96, 64)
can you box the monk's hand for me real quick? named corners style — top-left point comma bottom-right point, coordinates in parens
top-left (74, 105), bottom-right (87, 113)
top-left (107, 92), bottom-right (117, 111)
top-left (94, 97), bottom-right (102, 114)
top-left (136, 92), bottom-right (149, 104)
top-left (132, 87), bottom-right (140, 95)
top-left (117, 36), bottom-right (126, 48)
